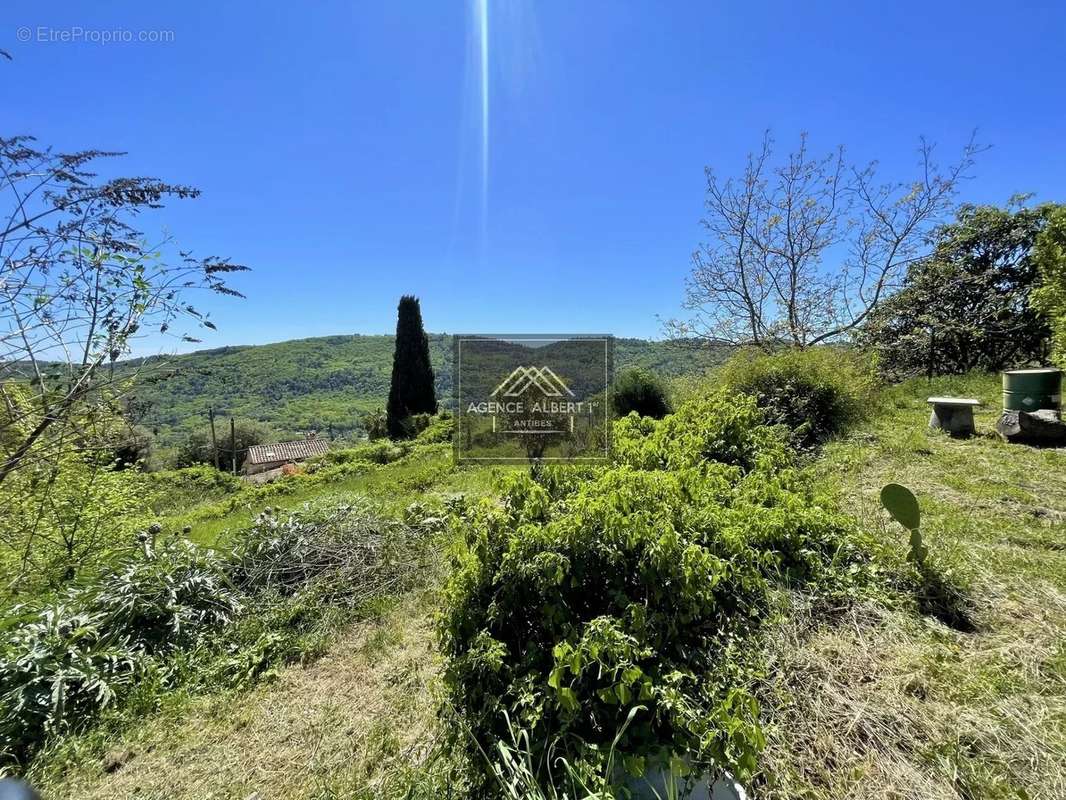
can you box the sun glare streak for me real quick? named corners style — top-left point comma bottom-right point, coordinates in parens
top-left (477, 0), bottom-right (489, 252)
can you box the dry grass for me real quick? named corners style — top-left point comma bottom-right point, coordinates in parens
top-left (757, 592), bottom-right (1066, 799)
top-left (39, 595), bottom-right (447, 800)
top-left (756, 373), bottom-right (1066, 800)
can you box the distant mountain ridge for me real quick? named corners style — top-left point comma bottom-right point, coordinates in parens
top-left (118, 334), bottom-right (729, 443)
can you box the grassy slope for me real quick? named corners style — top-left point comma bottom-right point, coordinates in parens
top-left (124, 334), bottom-right (728, 443)
top-left (37, 373), bottom-right (1066, 800)
top-left (759, 373), bottom-right (1066, 799)
top-left (166, 446), bottom-right (499, 547)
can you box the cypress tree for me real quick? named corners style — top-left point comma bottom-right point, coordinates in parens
top-left (386, 295), bottom-right (437, 438)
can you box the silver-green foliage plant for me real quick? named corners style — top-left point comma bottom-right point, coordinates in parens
top-left (0, 535), bottom-right (241, 763)
top-left (0, 501), bottom-right (431, 768)
top-left (879, 483), bottom-right (928, 566)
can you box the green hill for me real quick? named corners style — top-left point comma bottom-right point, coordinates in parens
top-left (123, 335), bottom-right (729, 444)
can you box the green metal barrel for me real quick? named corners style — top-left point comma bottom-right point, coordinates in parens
top-left (1002, 368), bottom-right (1062, 412)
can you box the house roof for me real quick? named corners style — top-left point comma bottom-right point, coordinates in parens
top-left (246, 438), bottom-right (330, 465)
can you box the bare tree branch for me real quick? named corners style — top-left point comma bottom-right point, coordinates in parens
top-left (669, 132), bottom-right (984, 348)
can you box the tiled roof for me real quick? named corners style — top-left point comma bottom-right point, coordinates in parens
top-left (246, 438), bottom-right (330, 465)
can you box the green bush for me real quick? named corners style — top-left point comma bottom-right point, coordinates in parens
top-left (440, 393), bottom-right (870, 794)
top-left (0, 603), bottom-right (144, 764)
top-left (146, 464), bottom-right (243, 513)
top-left (415, 412), bottom-right (454, 444)
top-left (318, 440), bottom-right (407, 467)
top-left (360, 408), bottom-right (389, 440)
top-left (112, 424), bottom-right (155, 471)
top-left (614, 391), bottom-right (790, 473)
top-left (717, 348), bottom-right (876, 450)
top-left (612, 368), bottom-right (672, 419)
top-left (441, 469), bottom-right (768, 792)
top-left (92, 537), bottom-right (243, 654)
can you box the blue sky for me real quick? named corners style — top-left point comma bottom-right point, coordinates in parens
top-left (3, 1), bottom-right (1064, 349)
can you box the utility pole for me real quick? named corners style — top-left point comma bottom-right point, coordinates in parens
top-left (230, 417), bottom-right (237, 476)
top-left (208, 408), bottom-right (220, 471)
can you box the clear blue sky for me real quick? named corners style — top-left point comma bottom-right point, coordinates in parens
top-left (4, 1), bottom-right (1064, 350)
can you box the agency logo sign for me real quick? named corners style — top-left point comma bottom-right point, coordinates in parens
top-left (454, 334), bottom-right (613, 463)
top-left (493, 366), bottom-right (575, 398)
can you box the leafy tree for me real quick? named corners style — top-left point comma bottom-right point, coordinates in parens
top-left (0, 137), bottom-right (248, 488)
top-left (1031, 206), bottom-right (1066, 367)
top-left (611, 368), bottom-right (672, 419)
top-left (670, 132), bottom-right (981, 347)
top-left (385, 296), bottom-right (437, 438)
top-left (175, 418), bottom-right (277, 473)
top-left (860, 201), bottom-right (1055, 377)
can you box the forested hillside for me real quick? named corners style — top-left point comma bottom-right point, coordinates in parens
top-left (122, 335), bottom-right (728, 442)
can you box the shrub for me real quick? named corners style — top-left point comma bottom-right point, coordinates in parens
top-left (415, 412), bottom-right (454, 444)
top-left (0, 449), bottom-right (155, 593)
top-left (92, 536), bottom-right (243, 654)
top-left (612, 368), bottom-right (672, 420)
top-left (614, 391), bottom-right (789, 473)
top-left (1031, 205), bottom-right (1066, 367)
top-left (441, 392), bottom-right (870, 794)
top-left (360, 408), bottom-right (389, 440)
top-left (146, 464), bottom-right (243, 513)
top-left (441, 468), bottom-right (768, 792)
top-left (717, 348), bottom-right (876, 450)
top-left (0, 603), bottom-right (144, 763)
top-left (0, 536), bottom-right (240, 762)
top-left (112, 424), bottom-right (155, 470)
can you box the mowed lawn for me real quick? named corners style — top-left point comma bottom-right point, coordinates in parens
top-left (759, 373), bottom-right (1066, 799)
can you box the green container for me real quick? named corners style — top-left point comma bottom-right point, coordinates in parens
top-left (1002, 368), bottom-right (1062, 412)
